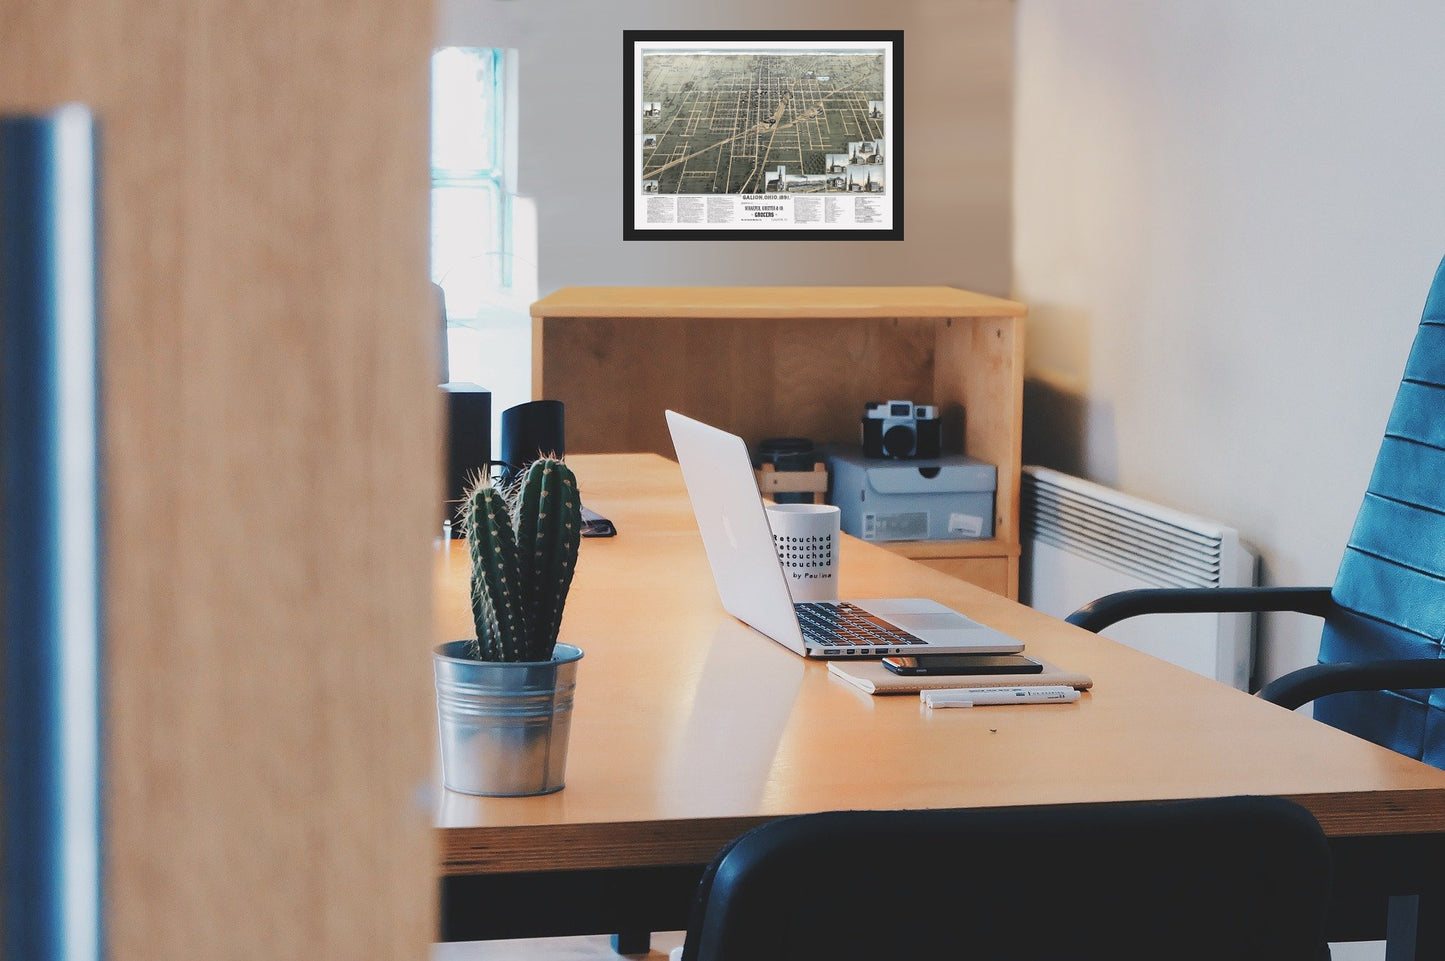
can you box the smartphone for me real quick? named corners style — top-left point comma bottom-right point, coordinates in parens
top-left (580, 506), bottom-right (617, 538)
top-left (881, 653), bottom-right (1044, 676)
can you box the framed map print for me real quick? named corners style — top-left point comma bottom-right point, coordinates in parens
top-left (623, 30), bottom-right (903, 241)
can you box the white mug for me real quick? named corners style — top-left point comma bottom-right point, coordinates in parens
top-left (764, 503), bottom-right (840, 603)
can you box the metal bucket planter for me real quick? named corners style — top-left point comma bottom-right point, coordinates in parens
top-left (433, 640), bottom-right (584, 797)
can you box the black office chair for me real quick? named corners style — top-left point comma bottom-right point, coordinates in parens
top-left (679, 797), bottom-right (1332, 961)
top-left (1066, 255), bottom-right (1445, 770)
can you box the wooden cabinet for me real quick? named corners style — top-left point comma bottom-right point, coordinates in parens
top-left (893, 545), bottom-right (1014, 598)
top-left (530, 286), bottom-right (1025, 597)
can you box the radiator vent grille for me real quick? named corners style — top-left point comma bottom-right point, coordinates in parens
top-left (1021, 466), bottom-right (1256, 689)
top-left (1023, 468), bottom-right (1229, 589)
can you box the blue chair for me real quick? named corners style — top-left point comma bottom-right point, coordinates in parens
top-left (679, 797), bottom-right (1332, 961)
top-left (1066, 256), bottom-right (1445, 769)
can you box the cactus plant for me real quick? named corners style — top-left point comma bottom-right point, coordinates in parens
top-left (459, 457), bottom-right (582, 662)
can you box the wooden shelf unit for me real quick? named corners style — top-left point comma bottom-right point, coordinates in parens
top-left (530, 286), bottom-right (1026, 597)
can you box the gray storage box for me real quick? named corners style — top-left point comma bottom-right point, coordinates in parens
top-left (827, 448), bottom-right (996, 542)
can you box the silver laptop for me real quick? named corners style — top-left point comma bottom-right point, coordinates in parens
top-left (665, 410), bottom-right (1025, 658)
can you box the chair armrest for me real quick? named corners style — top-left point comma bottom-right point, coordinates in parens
top-left (1065, 586), bottom-right (1337, 633)
top-left (1257, 659), bottom-right (1445, 711)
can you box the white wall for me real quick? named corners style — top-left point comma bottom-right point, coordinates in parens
top-left (436, 0), bottom-right (1445, 690)
top-left (1014, 1), bottom-right (1445, 684)
top-left (438, 0), bottom-right (1015, 296)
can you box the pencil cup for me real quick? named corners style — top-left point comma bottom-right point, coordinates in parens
top-left (765, 503), bottom-right (840, 603)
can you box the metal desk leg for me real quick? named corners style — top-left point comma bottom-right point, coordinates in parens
top-left (1387, 893), bottom-right (1445, 961)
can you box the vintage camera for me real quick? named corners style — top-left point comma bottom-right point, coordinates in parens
top-left (861, 400), bottom-right (942, 459)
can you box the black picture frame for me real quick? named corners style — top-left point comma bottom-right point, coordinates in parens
top-left (623, 30), bottom-right (903, 241)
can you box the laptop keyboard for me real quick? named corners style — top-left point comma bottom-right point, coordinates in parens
top-left (794, 602), bottom-right (927, 652)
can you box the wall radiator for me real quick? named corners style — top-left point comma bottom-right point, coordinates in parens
top-left (1021, 466), bottom-right (1258, 690)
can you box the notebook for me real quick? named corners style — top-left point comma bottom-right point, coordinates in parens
top-left (666, 410), bottom-right (1025, 659)
top-left (827, 658), bottom-right (1093, 695)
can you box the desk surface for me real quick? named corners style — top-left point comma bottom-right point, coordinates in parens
top-left (434, 454), bottom-right (1445, 877)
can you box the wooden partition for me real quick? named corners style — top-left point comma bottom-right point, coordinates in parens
top-left (532, 286), bottom-right (1026, 597)
top-left (2, 2), bottom-right (438, 959)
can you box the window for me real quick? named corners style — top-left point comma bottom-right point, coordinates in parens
top-left (432, 47), bottom-right (506, 316)
top-left (431, 47), bottom-right (535, 426)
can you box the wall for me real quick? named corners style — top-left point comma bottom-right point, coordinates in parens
top-left (2, 0), bottom-right (438, 957)
top-left (437, 0), bottom-right (1015, 296)
top-left (1014, 1), bottom-right (1445, 685)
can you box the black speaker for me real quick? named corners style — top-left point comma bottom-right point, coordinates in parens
top-left (500, 400), bottom-right (565, 483)
top-left (442, 383), bottom-right (491, 535)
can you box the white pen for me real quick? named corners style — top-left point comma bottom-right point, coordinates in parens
top-left (921, 685), bottom-right (1080, 709)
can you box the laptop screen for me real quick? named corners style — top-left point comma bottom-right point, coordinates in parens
top-left (665, 410), bottom-right (808, 652)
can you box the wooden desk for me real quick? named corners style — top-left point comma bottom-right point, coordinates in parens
top-left (435, 454), bottom-right (1445, 951)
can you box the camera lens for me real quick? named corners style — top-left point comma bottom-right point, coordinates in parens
top-left (882, 423), bottom-right (916, 458)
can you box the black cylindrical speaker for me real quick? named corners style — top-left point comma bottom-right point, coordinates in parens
top-left (500, 399), bottom-right (565, 483)
top-left (442, 383), bottom-right (491, 535)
